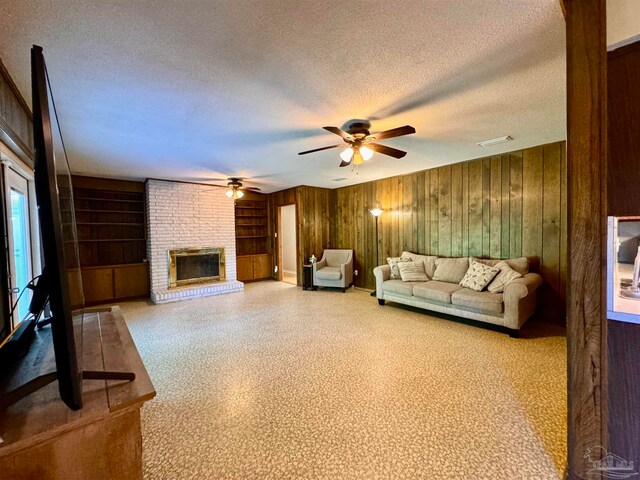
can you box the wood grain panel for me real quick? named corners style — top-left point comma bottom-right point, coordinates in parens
top-left (565, 0), bottom-right (608, 477)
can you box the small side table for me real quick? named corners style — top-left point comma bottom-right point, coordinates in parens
top-left (302, 264), bottom-right (315, 290)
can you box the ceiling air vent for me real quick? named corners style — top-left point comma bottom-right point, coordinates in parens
top-left (332, 178), bottom-right (347, 182)
top-left (476, 136), bottom-right (513, 147)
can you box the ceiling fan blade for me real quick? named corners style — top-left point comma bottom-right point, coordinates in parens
top-left (242, 186), bottom-right (261, 191)
top-left (370, 125), bottom-right (416, 141)
top-left (367, 143), bottom-right (407, 159)
top-left (298, 144), bottom-right (343, 155)
top-left (323, 126), bottom-right (354, 140)
top-left (339, 159), bottom-right (351, 167)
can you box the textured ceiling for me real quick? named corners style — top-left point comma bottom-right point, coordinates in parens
top-left (0, 1), bottom-right (566, 192)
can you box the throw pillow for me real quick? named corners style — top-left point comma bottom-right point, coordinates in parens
top-left (398, 261), bottom-right (428, 282)
top-left (459, 262), bottom-right (500, 292)
top-left (487, 261), bottom-right (523, 293)
top-left (470, 256), bottom-right (529, 275)
top-left (387, 256), bottom-right (412, 279)
top-left (432, 257), bottom-right (470, 284)
top-left (401, 251), bottom-right (437, 279)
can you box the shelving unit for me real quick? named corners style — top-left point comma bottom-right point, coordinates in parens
top-left (72, 176), bottom-right (149, 304)
top-left (235, 198), bottom-right (272, 281)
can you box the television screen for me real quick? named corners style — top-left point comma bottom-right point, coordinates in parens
top-left (32, 45), bottom-right (85, 410)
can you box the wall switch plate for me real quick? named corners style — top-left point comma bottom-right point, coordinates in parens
top-left (354, 270), bottom-right (358, 276)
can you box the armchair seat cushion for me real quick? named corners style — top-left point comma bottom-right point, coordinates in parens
top-left (382, 280), bottom-right (423, 297)
top-left (315, 266), bottom-right (342, 280)
top-left (413, 281), bottom-right (462, 304)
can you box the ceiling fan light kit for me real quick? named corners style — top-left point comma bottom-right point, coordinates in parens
top-left (225, 188), bottom-right (244, 199)
top-left (299, 121), bottom-right (416, 168)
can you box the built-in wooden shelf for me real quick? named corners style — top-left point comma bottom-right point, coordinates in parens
top-left (72, 176), bottom-right (149, 303)
top-left (235, 198), bottom-right (271, 281)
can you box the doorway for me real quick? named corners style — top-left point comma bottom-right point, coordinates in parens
top-left (4, 167), bottom-right (34, 327)
top-left (277, 204), bottom-right (297, 285)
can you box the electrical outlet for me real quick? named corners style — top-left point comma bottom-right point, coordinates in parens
top-left (354, 270), bottom-right (358, 276)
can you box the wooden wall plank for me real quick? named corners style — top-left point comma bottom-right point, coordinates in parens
top-left (489, 156), bottom-right (502, 259)
top-left (501, 155), bottom-right (511, 258)
top-left (429, 169), bottom-right (439, 255)
top-left (467, 160), bottom-right (483, 257)
top-left (451, 164), bottom-right (463, 257)
top-left (482, 158), bottom-right (492, 258)
top-left (522, 146), bottom-right (544, 267)
top-left (509, 152), bottom-right (523, 258)
top-left (438, 166), bottom-right (452, 257)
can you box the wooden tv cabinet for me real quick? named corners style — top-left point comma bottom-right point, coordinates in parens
top-left (0, 306), bottom-right (155, 480)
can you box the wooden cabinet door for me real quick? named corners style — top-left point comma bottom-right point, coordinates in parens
top-left (253, 255), bottom-right (272, 279)
top-left (114, 264), bottom-right (149, 299)
top-left (237, 256), bottom-right (254, 281)
top-left (82, 268), bottom-right (114, 304)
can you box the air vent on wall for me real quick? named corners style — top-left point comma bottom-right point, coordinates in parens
top-left (476, 136), bottom-right (513, 147)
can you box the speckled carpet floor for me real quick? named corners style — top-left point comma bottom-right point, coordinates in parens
top-left (121, 281), bottom-right (567, 479)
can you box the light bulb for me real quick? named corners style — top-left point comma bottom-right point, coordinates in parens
top-left (360, 145), bottom-right (374, 161)
top-left (225, 189), bottom-right (234, 198)
top-left (340, 147), bottom-right (354, 162)
top-left (236, 190), bottom-right (244, 199)
top-left (353, 149), bottom-right (364, 165)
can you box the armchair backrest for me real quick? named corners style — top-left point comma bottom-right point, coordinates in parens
top-left (322, 249), bottom-right (353, 267)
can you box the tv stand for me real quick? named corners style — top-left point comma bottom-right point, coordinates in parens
top-left (0, 306), bottom-right (155, 480)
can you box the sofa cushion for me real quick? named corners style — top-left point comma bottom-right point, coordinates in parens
top-left (487, 261), bottom-right (523, 293)
top-left (398, 261), bottom-right (428, 282)
top-left (382, 279), bottom-right (423, 296)
top-left (315, 266), bottom-right (342, 280)
top-left (387, 256), bottom-right (412, 279)
top-left (413, 281), bottom-right (462, 304)
top-left (432, 257), bottom-right (470, 284)
top-left (459, 261), bottom-right (500, 292)
top-left (451, 288), bottom-right (504, 315)
top-left (401, 252), bottom-right (437, 279)
top-left (470, 256), bottom-right (529, 275)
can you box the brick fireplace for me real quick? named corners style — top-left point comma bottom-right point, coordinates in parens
top-left (146, 179), bottom-right (243, 303)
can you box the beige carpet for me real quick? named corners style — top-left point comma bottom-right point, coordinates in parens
top-left (121, 281), bottom-right (567, 479)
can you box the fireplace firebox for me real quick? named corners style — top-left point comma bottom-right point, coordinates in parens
top-left (168, 247), bottom-right (225, 288)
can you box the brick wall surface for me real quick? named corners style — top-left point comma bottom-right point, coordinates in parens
top-left (146, 179), bottom-right (241, 302)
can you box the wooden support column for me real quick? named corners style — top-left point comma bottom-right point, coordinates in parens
top-left (565, 1), bottom-right (608, 479)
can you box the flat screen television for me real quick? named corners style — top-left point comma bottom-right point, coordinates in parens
top-left (31, 44), bottom-right (85, 409)
top-left (0, 46), bottom-right (133, 411)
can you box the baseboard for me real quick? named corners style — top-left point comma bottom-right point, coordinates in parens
top-left (283, 270), bottom-right (296, 276)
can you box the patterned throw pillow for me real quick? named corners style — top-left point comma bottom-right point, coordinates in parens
top-left (398, 261), bottom-right (428, 282)
top-left (387, 256), bottom-right (412, 279)
top-left (487, 261), bottom-right (523, 293)
top-left (459, 262), bottom-right (500, 292)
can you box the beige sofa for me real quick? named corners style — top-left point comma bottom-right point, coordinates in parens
top-left (373, 252), bottom-right (543, 336)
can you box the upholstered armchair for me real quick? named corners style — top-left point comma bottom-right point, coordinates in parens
top-left (312, 249), bottom-right (354, 292)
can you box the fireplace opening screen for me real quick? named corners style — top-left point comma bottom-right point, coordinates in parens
top-left (168, 247), bottom-right (225, 288)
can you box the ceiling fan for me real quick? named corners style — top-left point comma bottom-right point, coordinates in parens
top-left (298, 122), bottom-right (416, 167)
top-left (221, 178), bottom-right (260, 199)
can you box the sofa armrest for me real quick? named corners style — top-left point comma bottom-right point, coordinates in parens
top-left (503, 273), bottom-right (543, 329)
top-left (373, 265), bottom-right (391, 298)
top-left (313, 259), bottom-right (327, 272)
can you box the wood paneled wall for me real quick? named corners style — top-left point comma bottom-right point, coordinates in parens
top-left (0, 59), bottom-right (33, 165)
top-left (332, 141), bottom-right (567, 318)
top-left (269, 186), bottom-right (334, 284)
